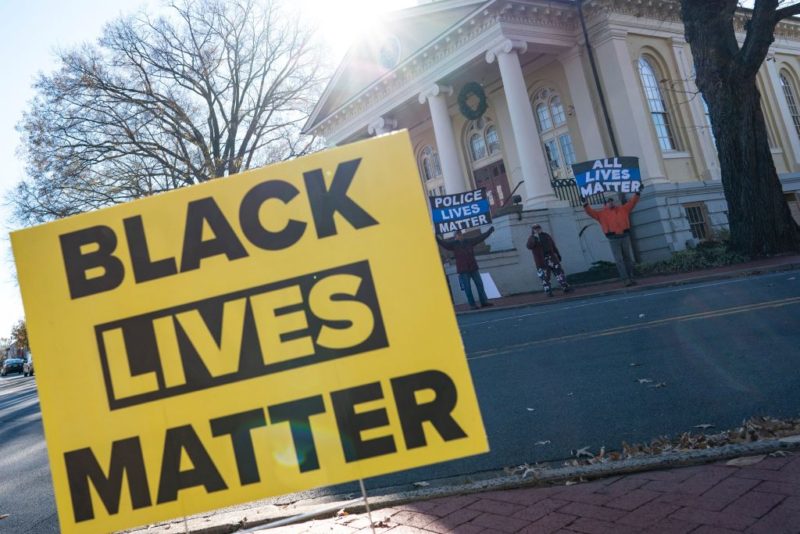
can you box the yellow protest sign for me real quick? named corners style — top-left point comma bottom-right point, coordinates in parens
top-left (11, 131), bottom-right (488, 534)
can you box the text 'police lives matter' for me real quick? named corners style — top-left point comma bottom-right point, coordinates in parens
top-left (429, 188), bottom-right (492, 234)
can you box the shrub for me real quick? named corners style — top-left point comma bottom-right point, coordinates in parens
top-left (636, 241), bottom-right (746, 276)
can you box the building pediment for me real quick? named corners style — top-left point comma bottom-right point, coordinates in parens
top-left (306, 0), bottom-right (489, 134)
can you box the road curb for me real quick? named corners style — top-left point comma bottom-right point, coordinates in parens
top-left (456, 261), bottom-right (800, 316)
top-left (150, 436), bottom-right (800, 533)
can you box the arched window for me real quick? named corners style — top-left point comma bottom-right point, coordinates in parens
top-left (469, 134), bottom-right (486, 161)
top-left (486, 126), bottom-right (500, 155)
top-left (639, 57), bottom-right (677, 151)
top-left (532, 88), bottom-right (576, 180)
top-left (419, 145), bottom-right (441, 182)
top-left (465, 116), bottom-right (502, 163)
top-left (780, 71), bottom-right (800, 138)
top-left (536, 104), bottom-right (552, 132)
top-left (550, 96), bottom-right (566, 126)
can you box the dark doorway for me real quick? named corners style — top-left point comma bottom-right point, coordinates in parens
top-left (473, 160), bottom-right (511, 215)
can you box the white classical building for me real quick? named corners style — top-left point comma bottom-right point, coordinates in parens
top-left (304, 0), bottom-right (800, 302)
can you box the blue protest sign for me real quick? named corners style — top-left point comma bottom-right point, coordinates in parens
top-left (572, 157), bottom-right (641, 197)
top-left (430, 188), bottom-right (492, 235)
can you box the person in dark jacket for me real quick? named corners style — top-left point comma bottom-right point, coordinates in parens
top-left (436, 227), bottom-right (495, 309)
top-left (526, 224), bottom-right (572, 297)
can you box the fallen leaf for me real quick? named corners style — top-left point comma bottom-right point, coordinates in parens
top-left (336, 509), bottom-right (349, 518)
top-left (629, 362), bottom-right (641, 367)
top-left (769, 450), bottom-right (791, 457)
top-left (526, 408), bottom-right (535, 412)
top-left (412, 481), bottom-right (430, 487)
top-left (694, 424), bottom-right (715, 430)
top-left (373, 519), bottom-right (391, 528)
top-left (572, 446), bottom-right (593, 458)
top-left (521, 465), bottom-right (541, 479)
top-left (726, 455), bottom-right (766, 467)
top-left (567, 392), bottom-right (574, 396)
top-left (534, 440), bottom-right (551, 446)
top-left (565, 479), bottom-right (579, 486)
top-left (637, 378), bottom-right (654, 384)
top-left (639, 313), bottom-right (646, 318)
top-left (648, 382), bottom-right (667, 388)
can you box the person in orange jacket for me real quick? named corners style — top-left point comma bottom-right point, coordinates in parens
top-left (583, 185), bottom-right (643, 286)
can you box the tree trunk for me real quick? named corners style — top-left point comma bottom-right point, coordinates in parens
top-left (681, 0), bottom-right (800, 257)
top-left (709, 78), bottom-right (799, 256)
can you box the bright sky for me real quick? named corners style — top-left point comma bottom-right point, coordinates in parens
top-left (0, 0), bottom-right (414, 341)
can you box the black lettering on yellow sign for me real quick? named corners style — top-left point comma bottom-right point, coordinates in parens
top-left (95, 261), bottom-right (387, 409)
top-left (59, 159), bottom-right (378, 299)
top-left (64, 370), bottom-right (467, 523)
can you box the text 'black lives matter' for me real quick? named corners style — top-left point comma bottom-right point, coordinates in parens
top-left (95, 261), bottom-right (387, 410)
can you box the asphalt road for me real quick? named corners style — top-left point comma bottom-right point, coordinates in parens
top-left (2, 269), bottom-right (799, 531)
top-left (0, 375), bottom-right (58, 533)
top-left (356, 268), bottom-right (800, 494)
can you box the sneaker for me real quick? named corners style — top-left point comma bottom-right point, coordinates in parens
top-left (546, 290), bottom-right (554, 297)
top-left (563, 286), bottom-right (573, 293)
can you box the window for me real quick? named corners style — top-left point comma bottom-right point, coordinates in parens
top-left (470, 134), bottom-right (486, 161)
top-left (780, 72), bottom-right (800, 138)
top-left (639, 57), bottom-right (677, 151)
top-left (536, 104), bottom-right (552, 132)
top-left (532, 88), bottom-right (576, 180)
top-left (465, 116), bottom-right (502, 163)
top-left (558, 134), bottom-right (576, 166)
top-left (419, 145), bottom-right (441, 182)
top-left (550, 96), bottom-right (566, 126)
top-left (701, 97), bottom-right (716, 148)
top-left (684, 202), bottom-right (711, 241)
top-left (486, 126), bottom-right (500, 155)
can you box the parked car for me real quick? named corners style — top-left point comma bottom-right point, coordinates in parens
top-left (1, 358), bottom-right (25, 376)
top-left (23, 358), bottom-right (34, 377)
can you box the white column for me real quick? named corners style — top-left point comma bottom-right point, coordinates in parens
top-left (559, 47), bottom-right (606, 160)
top-left (765, 55), bottom-right (800, 166)
top-left (486, 40), bottom-right (559, 208)
top-left (592, 31), bottom-right (667, 184)
top-left (419, 85), bottom-right (467, 194)
top-left (671, 37), bottom-right (720, 180)
top-left (367, 116), bottom-right (397, 136)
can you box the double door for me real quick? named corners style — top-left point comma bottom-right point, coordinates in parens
top-left (473, 160), bottom-right (511, 215)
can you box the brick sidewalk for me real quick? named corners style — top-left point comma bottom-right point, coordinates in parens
top-left (262, 453), bottom-right (800, 533)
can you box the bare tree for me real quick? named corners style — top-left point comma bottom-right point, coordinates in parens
top-left (12, 0), bottom-right (324, 224)
top-left (680, 0), bottom-right (800, 256)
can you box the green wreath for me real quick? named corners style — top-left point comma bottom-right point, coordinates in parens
top-left (458, 82), bottom-right (488, 120)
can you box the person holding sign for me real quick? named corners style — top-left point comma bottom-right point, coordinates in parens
top-left (526, 224), bottom-right (572, 297)
top-left (582, 187), bottom-right (643, 287)
top-left (436, 227), bottom-right (495, 310)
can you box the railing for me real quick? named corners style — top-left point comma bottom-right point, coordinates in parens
top-left (551, 178), bottom-right (606, 207)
